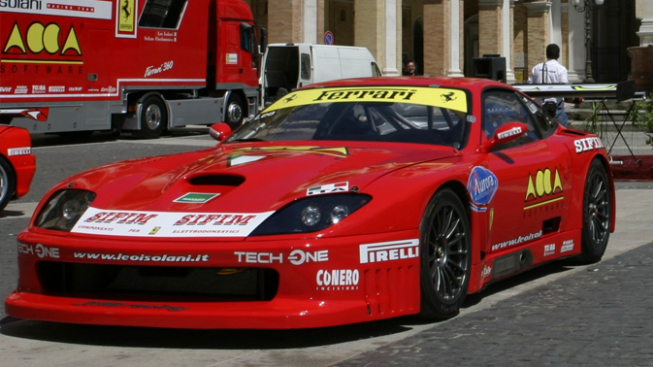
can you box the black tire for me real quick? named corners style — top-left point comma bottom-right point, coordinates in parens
top-left (419, 188), bottom-right (471, 320)
top-left (577, 159), bottom-right (612, 264)
top-left (137, 95), bottom-right (167, 139)
top-left (225, 93), bottom-right (246, 130)
top-left (0, 158), bottom-right (16, 212)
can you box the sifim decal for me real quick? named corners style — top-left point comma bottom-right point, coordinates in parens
top-left (467, 166), bottom-right (499, 212)
top-left (574, 137), bottom-right (604, 153)
top-left (71, 207), bottom-right (274, 237)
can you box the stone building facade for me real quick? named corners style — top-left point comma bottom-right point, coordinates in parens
top-left (246, 0), bottom-right (653, 85)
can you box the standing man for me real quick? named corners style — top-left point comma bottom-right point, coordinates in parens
top-left (528, 44), bottom-right (569, 127)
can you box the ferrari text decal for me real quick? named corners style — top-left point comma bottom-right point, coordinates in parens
top-left (491, 230), bottom-right (543, 251)
top-left (359, 239), bottom-right (419, 264)
top-left (467, 166), bottom-right (498, 212)
top-left (524, 167), bottom-right (564, 211)
top-left (71, 207), bottom-right (274, 237)
top-left (574, 137), bottom-right (604, 153)
top-left (264, 87), bottom-right (468, 114)
top-left (307, 182), bottom-right (349, 196)
top-left (316, 269), bottom-right (360, 291)
top-left (7, 147), bottom-right (31, 156)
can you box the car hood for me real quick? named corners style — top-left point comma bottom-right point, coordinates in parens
top-left (71, 143), bottom-right (458, 213)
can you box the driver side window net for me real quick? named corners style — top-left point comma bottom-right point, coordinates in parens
top-left (482, 90), bottom-right (539, 146)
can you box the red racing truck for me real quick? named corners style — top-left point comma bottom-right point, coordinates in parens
top-left (0, 0), bottom-right (265, 138)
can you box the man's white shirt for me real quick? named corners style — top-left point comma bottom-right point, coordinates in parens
top-left (528, 59), bottom-right (569, 106)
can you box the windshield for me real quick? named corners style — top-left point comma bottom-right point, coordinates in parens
top-left (227, 86), bottom-right (470, 149)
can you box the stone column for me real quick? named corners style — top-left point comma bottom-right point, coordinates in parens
top-left (567, 1), bottom-right (585, 82)
top-left (638, 0), bottom-right (653, 46)
top-left (303, 0), bottom-right (318, 44)
top-left (423, 0), bottom-right (462, 77)
top-left (523, 1), bottom-right (551, 74)
top-left (268, 0), bottom-right (302, 44)
top-left (355, 0), bottom-right (400, 76)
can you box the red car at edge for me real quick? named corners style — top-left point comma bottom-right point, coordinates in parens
top-left (0, 126), bottom-right (35, 212)
top-left (6, 77), bottom-right (615, 329)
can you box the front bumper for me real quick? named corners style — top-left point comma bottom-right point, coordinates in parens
top-left (6, 229), bottom-right (422, 329)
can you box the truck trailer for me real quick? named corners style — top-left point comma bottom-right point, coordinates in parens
top-left (0, 0), bottom-right (265, 138)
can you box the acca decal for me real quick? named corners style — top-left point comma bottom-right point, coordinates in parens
top-left (524, 167), bottom-right (564, 214)
top-left (467, 166), bottom-right (499, 212)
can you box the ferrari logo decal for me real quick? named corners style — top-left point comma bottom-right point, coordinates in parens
top-left (440, 92), bottom-right (457, 103)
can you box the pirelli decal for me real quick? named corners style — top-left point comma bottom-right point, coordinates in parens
top-left (264, 87), bottom-right (468, 113)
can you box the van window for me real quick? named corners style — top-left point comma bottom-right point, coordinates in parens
top-left (139, 0), bottom-right (187, 29)
top-left (371, 62), bottom-right (381, 77)
top-left (300, 53), bottom-right (311, 80)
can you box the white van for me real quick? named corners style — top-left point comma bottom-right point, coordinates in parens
top-left (259, 43), bottom-right (381, 109)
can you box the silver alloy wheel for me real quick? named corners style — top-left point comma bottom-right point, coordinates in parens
top-left (145, 103), bottom-right (162, 131)
top-left (425, 200), bottom-right (469, 301)
top-left (587, 167), bottom-right (610, 243)
top-left (227, 100), bottom-right (243, 124)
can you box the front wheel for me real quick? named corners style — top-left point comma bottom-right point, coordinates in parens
top-left (225, 93), bottom-right (246, 130)
top-left (137, 95), bottom-right (167, 139)
top-left (0, 158), bottom-right (16, 212)
top-left (419, 188), bottom-right (471, 320)
top-left (577, 159), bottom-right (612, 264)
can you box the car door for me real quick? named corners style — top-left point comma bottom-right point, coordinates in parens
top-left (480, 89), bottom-right (571, 255)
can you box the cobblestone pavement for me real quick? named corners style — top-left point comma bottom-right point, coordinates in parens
top-left (331, 241), bottom-right (653, 367)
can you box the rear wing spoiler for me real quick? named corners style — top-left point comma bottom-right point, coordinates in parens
top-left (514, 80), bottom-right (644, 102)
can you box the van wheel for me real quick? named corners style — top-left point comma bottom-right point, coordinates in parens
top-left (226, 93), bottom-right (246, 130)
top-left (138, 95), bottom-right (167, 139)
top-left (0, 158), bottom-right (16, 212)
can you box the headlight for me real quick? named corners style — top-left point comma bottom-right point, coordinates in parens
top-left (250, 194), bottom-right (371, 236)
top-left (34, 189), bottom-right (96, 231)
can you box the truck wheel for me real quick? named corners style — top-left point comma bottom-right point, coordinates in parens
top-left (138, 95), bottom-right (167, 139)
top-left (0, 158), bottom-right (16, 212)
top-left (577, 159), bottom-right (612, 264)
top-left (419, 188), bottom-right (471, 320)
top-left (226, 93), bottom-right (246, 130)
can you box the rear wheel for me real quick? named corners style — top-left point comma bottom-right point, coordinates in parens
top-left (138, 95), bottom-right (167, 139)
top-left (419, 188), bottom-right (471, 320)
top-left (225, 93), bottom-right (246, 130)
top-left (577, 159), bottom-right (612, 264)
top-left (0, 158), bottom-right (16, 212)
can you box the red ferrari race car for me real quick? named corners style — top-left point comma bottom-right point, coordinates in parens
top-left (6, 77), bottom-right (615, 329)
top-left (0, 126), bottom-right (36, 212)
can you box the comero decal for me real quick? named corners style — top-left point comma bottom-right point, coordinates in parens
top-left (524, 167), bottom-right (564, 210)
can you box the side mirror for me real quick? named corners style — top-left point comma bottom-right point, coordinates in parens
top-left (209, 122), bottom-right (232, 142)
top-left (482, 122), bottom-right (527, 152)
